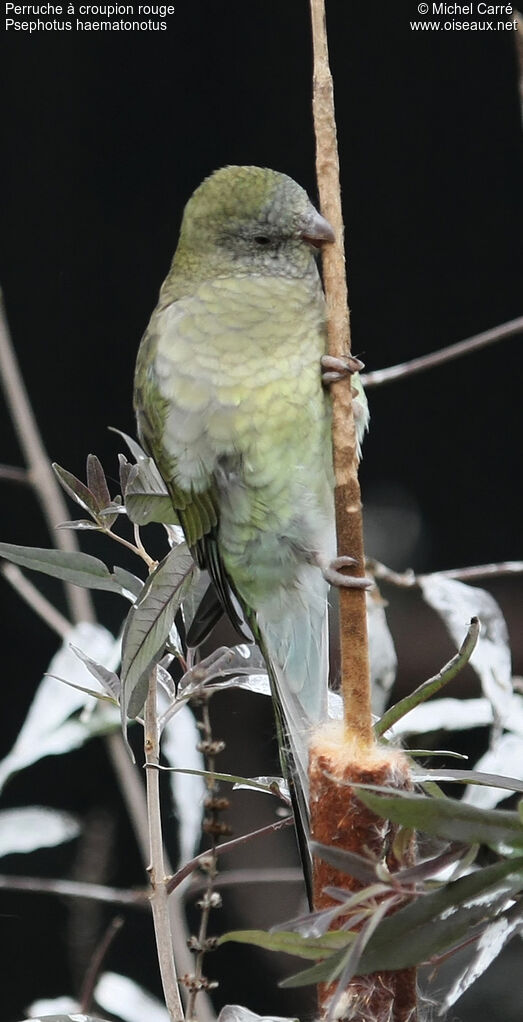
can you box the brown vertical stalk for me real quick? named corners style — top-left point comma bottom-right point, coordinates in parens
top-left (308, 3), bottom-right (418, 1018)
top-left (309, 0), bottom-right (372, 748)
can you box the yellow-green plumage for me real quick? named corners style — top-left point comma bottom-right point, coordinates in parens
top-left (134, 166), bottom-right (367, 786)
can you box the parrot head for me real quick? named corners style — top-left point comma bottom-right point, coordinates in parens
top-left (166, 165), bottom-right (334, 295)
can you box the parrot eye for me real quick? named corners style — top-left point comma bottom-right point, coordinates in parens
top-left (254, 235), bottom-right (271, 246)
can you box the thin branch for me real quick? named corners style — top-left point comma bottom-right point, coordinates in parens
top-left (166, 816), bottom-right (294, 895)
top-left (145, 669), bottom-right (185, 1022)
top-left (188, 867), bottom-right (303, 893)
top-left (1, 562), bottom-right (72, 638)
top-left (186, 697), bottom-right (223, 1020)
top-left (369, 558), bottom-right (523, 588)
top-left (0, 873), bottom-right (148, 907)
top-left (0, 291), bottom-right (94, 623)
top-left (80, 915), bottom-right (124, 1014)
top-left (374, 618), bottom-right (480, 737)
top-left (105, 525), bottom-right (156, 568)
top-left (361, 316), bottom-right (523, 389)
top-left (437, 561), bottom-right (523, 582)
top-left (0, 464), bottom-right (30, 484)
top-left (310, 0), bottom-right (373, 747)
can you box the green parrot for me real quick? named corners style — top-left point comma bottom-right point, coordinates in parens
top-left (134, 165), bottom-right (369, 793)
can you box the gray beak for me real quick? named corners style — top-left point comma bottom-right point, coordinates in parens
top-left (300, 208), bottom-right (335, 248)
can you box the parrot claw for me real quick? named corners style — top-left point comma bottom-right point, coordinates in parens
top-left (321, 354), bottom-right (365, 385)
top-left (321, 555), bottom-right (373, 590)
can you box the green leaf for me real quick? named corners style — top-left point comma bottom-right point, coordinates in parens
top-left (279, 946), bottom-right (349, 988)
top-left (118, 452), bottom-right (133, 494)
top-left (120, 543), bottom-right (195, 719)
top-left (23, 1016), bottom-right (112, 1021)
top-left (124, 461), bottom-right (178, 525)
top-left (52, 462), bottom-right (100, 517)
top-left (355, 787), bottom-right (523, 849)
top-left (374, 616), bottom-right (479, 737)
top-left (218, 928), bottom-right (352, 960)
top-left (86, 452), bottom-right (112, 508)
top-left (110, 426), bottom-right (150, 462)
top-left (70, 645), bottom-right (121, 700)
top-left (357, 862), bottom-right (523, 974)
top-left (282, 857), bottom-right (523, 985)
top-left (112, 566), bottom-right (145, 600)
top-left (310, 841), bottom-right (380, 885)
top-left (56, 519), bottom-right (103, 531)
top-left (0, 542), bottom-right (128, 595)
top-left (156, 766), bottom-right (286, 797)
top-left (412, 768), bottom-right (523, 794)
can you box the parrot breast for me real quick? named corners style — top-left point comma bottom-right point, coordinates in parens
top-left (152, 271), bottom-right (335, 603)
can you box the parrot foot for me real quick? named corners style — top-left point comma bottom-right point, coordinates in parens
top-left (321, 354), bottom-right (365, 385)
top-left (321, 555), bottom-right (373, 590)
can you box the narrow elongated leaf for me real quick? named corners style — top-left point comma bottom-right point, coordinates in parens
top-left (56, 520), bottom-right (102, 531)
top-left (121, 544), bottom-right (195, 719)
top-left (279, 946), bottom-right (348, 988)
top-left (462, 733), bottom-right (523, 809)
top-left (95, 971), bottom-right (169, 1022)
top-left (53, 462), bottom-right (99, 516)
top-left (310, 841), bottom-right (380, 884)
top-left (218, 1006), bottom-right (298, 1022)
top-left (282, 858), bottom-right (523, 986)
top-left (110, 427), bottom-right (151, 464)
top-left (112, 566), bottom-right (144, 601)
top-left (124, 461), bottom-right (177, 525)
top-left (70, 645), bottom-right (121, 700)
top-left (357, 856), bottom-right (523, 972)
top-left (388, 696), bottom-right (493, 737)
top-left (218, 928), bottom-right (352, 959)
top-left (326, 899), bottom-right (393, 1015)
top-left (412, 766), bottom-right (523, 795)
top-left (0, 807), bottom-right (80, 856)
top-left (119, 453), bottom-right (133, 494)
top-left (25, 1011), bottom-right (110, 1022)
top-left (0, 542), bottom-right (128, 596)
top-left (0, 623), bottom-right (120, 791)
top-left (162, 704), bottom-right (205, 866)
top-left (86, 453), bottom-right (112, 508)
top-left (440, 901), bottom-right (523, 1013)
top-left (358, 892), bottom-right (519, 976)
top-left (355, 788), bottom-right (523, 848)
top-left (159, 766), bottom-right (286, 796)
top-left (420, 574), bottom-right (512, 725)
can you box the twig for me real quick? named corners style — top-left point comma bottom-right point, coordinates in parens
top-left (166, 816), bottom-right (294, 895)
top-left (0, 464), bottom-right (30, 484)
top-left (0, 873), bottom-right (148, 907)
top-left (0, 867), bottom-right (303, 903)
top-left (106, 525), bottom-right (156, 568)
top-left (0, 291), bottom-right (94, 622)
top-left (186, 697), bottom-right (225, 1019)
top-left (310, 0), bottom-right (372, 747)
top-left (80, 915), bottom-right (124, 1013)
top-left (361, 316), bottom-right (523, 389)
top-left (374, 618), bottom-right (480, 737)
top-left (1, 562), bottom-right (72, 638)
top-left (437, 561), bottom-right (523, 581)
top-left (188, 867), bottom-right (303, 893)
top-left (369, 558), bottom-right (523, 588)
top-left (145, 668), bottom-right (184, 1022)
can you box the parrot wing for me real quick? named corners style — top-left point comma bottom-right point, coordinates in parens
top-left (134, 320), bottom-right (246, 640)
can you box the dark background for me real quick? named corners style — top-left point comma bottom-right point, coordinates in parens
top-left (1, 2), bottom-right (522, 1020)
